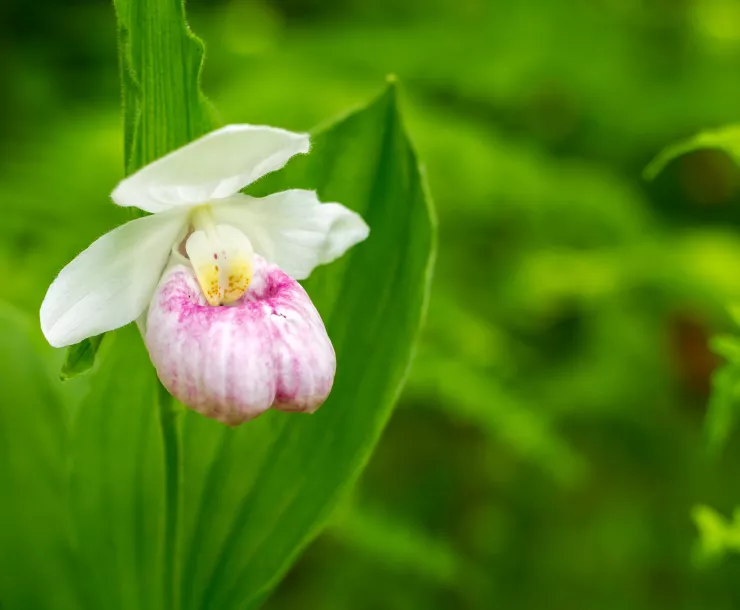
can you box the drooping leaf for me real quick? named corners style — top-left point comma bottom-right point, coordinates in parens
top-left (61, 0), bottom-right (219, 378)
top-left (0, 304), bottom-right (79, 610)
top-left (644, 124), bottom-right (740, 181)
top-left (69, 325), bottom-right (164, 610)
top-left (176, 83), bottom-right (436, 610)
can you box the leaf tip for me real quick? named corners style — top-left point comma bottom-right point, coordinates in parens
top-left (379, 75), bottom-right (400, 107)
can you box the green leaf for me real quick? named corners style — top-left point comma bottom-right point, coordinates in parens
top-left (0, 304), bottom-right (79, 609)
top-left (69, 325), bottom-right (165, 610)
top-left (113, 0), bottom-right (217, 171)
top-left (408, 348), bottom-right (586, 486)
top-left (702, 333), bottom-right (740, 457)
top-left (61, 0), bottom-right (219, 377)
top-left (710, 334), bottom-right (740, 362)
top-left (692, 504), bottom-right (740, 566)
top-left (60, 334), bottom-right (105, 380)
top-left (644, 124), bottom-right (740, 181)
top-left (176, 83), bottom-right (435, 610)
top-left (704, 356), bottom-right (740, 458)
top-left (61, 4), bottom-right (433, 606)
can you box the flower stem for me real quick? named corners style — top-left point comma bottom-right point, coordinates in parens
top-left (158, 381), bottom-right (182, 610)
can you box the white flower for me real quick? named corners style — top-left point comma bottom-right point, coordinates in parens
top-left (40, 125), bottom-right (369, 425)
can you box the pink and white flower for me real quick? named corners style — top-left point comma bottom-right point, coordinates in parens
top-left (40, 125), bottom-right (369, 425)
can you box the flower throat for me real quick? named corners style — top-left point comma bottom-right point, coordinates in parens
top-left (185, 205), bottom-right (254, 306)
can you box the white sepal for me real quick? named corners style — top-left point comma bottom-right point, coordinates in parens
top-left (40, 210), bottom-right (188, 347)
top-left (212, 190), bottom-right (369, 280)
top-left (111, 125), bottom-right (310, 214)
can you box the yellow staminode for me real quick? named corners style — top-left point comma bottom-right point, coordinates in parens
top-left (186, 207), bottom-right (254, 306)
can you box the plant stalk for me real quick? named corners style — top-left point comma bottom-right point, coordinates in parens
top-left (158, 382), bottom-right (182, 610)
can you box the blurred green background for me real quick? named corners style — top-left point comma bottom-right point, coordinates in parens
top-left (4, 0), bottom-right (740, 608)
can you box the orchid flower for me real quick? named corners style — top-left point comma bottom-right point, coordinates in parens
top-left (40, 125), bottom-right (369, 425)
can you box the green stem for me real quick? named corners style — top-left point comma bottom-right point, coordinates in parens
top-left (158, 382), bottom-right (182, 610)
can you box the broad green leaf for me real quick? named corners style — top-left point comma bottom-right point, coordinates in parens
top-left (644, 124), bottom-right (740, 181)
top-left (69, 325), bottom-right (164, 610)
top-left (62, 0), bottom-right (218, 378)
top-left (0, 304), bottom-right (79, 610)
top-left (177, 83), bottom-right (436, 610)
top-left (61, 1), bottom-right (433, 606)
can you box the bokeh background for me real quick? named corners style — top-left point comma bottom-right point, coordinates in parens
top-left (4, 0), bottom-right (740, 608)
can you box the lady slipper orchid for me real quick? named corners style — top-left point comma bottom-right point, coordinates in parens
top-left (40, 125), bottom-right (369, 425)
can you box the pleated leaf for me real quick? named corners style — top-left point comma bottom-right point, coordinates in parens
top-left (177, 83), bottom-right (436, 610)
top-left (69, 325), bottom-right (164, 610)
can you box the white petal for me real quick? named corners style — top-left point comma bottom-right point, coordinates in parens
top-left (211, 190), bottom-right (370, 280)
top-left (111, 125), bottom-right (310, 214)
top-left (40, 211), bottom-right (188, 347)
top-left (145, 256), bottom-right (336, 426)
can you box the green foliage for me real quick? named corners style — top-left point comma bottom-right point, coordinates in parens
top-left (648, 133), bottom-right (740, 456)
top-left (0, 305), bottom-right (78, 610)
top-left (329, 503), bottom-right (465, 586)
top-left (56, 84), bottom-right (434, 610)
top-left (0, 0), bottom-right (434, 607)
top-left (409, 347), bottom-right (585, 486)
top-left (8, 0), bottom-right (740, 608)
top-left (645, 124), bottom-right (740, 181)
top-left (692, 505), bottom-right (740, 565)
top-left (69, 326), bottom-right (164, 610)
top-left (704, 334), bottom-right (740, 457)
top-left (61, 334), bottom-right (105, 380)
top-left (112, 0), bottom-right (217, 171)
